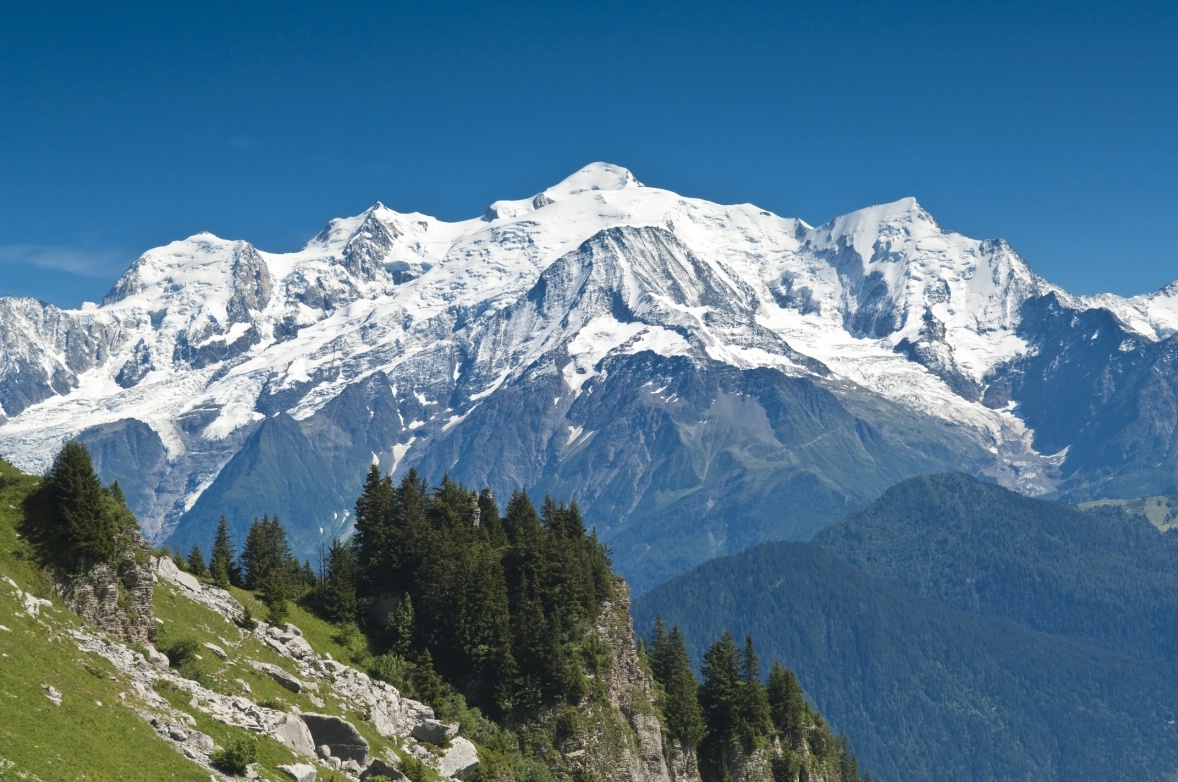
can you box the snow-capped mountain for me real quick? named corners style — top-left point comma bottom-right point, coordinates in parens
top-left (2, 163), bottom-right (1174, 589)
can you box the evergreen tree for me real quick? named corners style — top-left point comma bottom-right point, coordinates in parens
top-left (650, 615), bottom-right (671, 682)
top-left (836, 732), bottom-right (862, 782)
top-left (319, 538), bottom-right (359, 624)
top-left (740, 634), bottom-right (774, 743)
top-left (44, 441), bottom-right (123, 567)
top-left (412, 648), bottom-right (446, 708)
top-left (353, 464), bottom-right (395, 594)
top-left (650, 622), bottom-right (706, 749)
top-left (209, 516), bottom-right (239, 588)
top-left (477, 487), bottom-right (506, 547)
top-left (699, 631), bottom-right (745, 759)
top-left (389, 593), bottom-right (415, 658)
top-left (240, 515), bottom-right (298, 591)
top-left (187, 544), bottom-right (209, 577)
top-left (767, 662), bottom-right (808, 736)
top-left (108, 480), bottom-right (126, 507)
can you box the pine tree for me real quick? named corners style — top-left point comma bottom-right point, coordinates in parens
top-left (210, 516), bottom-right (239, 588)
top-left (767, 661), bottom-right (808, 736)
top-left (353, 464), bottom-right (395, 595)
top-left (650, 615), bottom-right (671, 682)
top-left (412, 649), bottom-right (446, 708)
top-left (109, 480), bottom-right (126, 507)
top-left (740, 634), bottom-right (773, 743)
top-left (389, 593), bottom-right (415, 658)
top-left (240, 515), bottom-right (298, 591)
top-left (319, 538), bottom-right (359, 624)
top-left (836, 732), bottom-right (861, 782)
top-left (187, 544), bottom-right (209, 577)
top-left (652, 623), bottom-right (706, 750)
top-left (699, 631), bottom-right (744, 761)
top-left (44, 441), bottom-right (123, 567)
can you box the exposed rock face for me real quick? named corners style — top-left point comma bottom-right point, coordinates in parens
top-left (411, 717), bottom-right (458, 745)
top-left (64, 530), bottom-right (155, 645)
top-left (440, 737), bottom-right (480, 779)
top-left (537, 579), bottom-right (700, 782)
top-left (301, 713), bottom-right (370, 765)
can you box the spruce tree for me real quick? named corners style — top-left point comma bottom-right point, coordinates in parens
top-left (209, 515), bottom-right (239, 588)
top-left (319, 538), bottom-right (359, 624)
top-left (353, 464), bottom-right (394, 594)
top-left (654, 624), bottom-right (706, 749)
top-left (389, 593), bottom-right (415, 658)
top-left (767, 662), bottom-right (808, 736)
top-left (650, 615), bottom-right (671, 682)
top-left (44, 441), bottom-right (122, 567)
top-left (699, 631), bottom-right (744, 760)
top-left (740, 634), bottom-right (774, 743)
top-left (187, 544), bottom-right (209, 577)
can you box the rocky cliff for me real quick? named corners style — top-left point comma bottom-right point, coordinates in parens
top-left (60, 525), bottom-right (156, 646)
top-left (524, 579), bottom-right (700, 782)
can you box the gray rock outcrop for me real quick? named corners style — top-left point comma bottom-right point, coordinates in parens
top-left (410, 717), bottom-right (458, 745)
top-left (440, 737), bottom-right (480, 779)
top-left (278, 763), bottom-right (318, 782)
top-left (302, 713), bottom-right (370, 765)
top-left (65, 530), bottom-right (155, 645)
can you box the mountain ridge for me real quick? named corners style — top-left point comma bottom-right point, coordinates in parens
top-left (1, 163), bottom-right (1174, 585)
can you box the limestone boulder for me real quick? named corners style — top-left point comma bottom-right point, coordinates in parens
top-left (278, 763), bottom-right (318, 782)
top-left (410, 718), bottom-right (458, 745)
top-left (270, 714), bottom-right (316, 756)
top-left (301, 713), bottom-right (370, 765)
top-left (440, 736), bottom-right (480, 780)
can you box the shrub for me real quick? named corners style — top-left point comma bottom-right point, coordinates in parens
top-left (209, 735), bottom-right (257, 774)
top-left (399, 755), bottom-right (434, 782)
top-left (163, 637), bottom-right (200, 667)
top-left (238, 605), bottom-right (258, 631)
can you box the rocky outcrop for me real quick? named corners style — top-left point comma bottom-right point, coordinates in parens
top-left (64, 529), bottom-right (155, 645)
top-left (533, 579), bottom-right (700, 782)
top-left (138, 559), bottom-right (458, 780)
top-left (302, 713), bottom-right (370, 765)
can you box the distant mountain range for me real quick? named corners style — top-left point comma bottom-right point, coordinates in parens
top-left (0, 163), bottom-right (1174, 588)
top-left (634, 473), bottom-right (1178, 781)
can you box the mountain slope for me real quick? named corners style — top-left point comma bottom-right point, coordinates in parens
top-left (1, 163), bottom-right (1175, 585)
top-left (632, 541), bottom-right (1178, 782)
top-left (812, 472), bottom-right (1178, 659)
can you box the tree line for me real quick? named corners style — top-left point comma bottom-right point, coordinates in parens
top-left (179, 465), bottom-right (614, 722)
top-left (647, 617), bottom-right (867, 782)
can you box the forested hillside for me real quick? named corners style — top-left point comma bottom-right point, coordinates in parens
top-left (813, 473), bottom-right (1178, 659)
top-left (633, 540), bottom-right (1177, 782)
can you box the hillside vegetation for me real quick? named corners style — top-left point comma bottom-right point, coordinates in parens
top-left (634, 475), bottom-right (1178, 782)
top-left (814, 472), bottom-right (1178, 659)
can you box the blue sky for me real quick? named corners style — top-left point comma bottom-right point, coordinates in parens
top-left (1, 0), bottom-right (1174, 306)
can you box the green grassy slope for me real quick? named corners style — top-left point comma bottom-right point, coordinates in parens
top-left (0, 458), bottom-right (213, 782)
top-left (0, 456), bottom-right (428, 781)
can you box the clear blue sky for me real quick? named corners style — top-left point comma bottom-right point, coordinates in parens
top-left (1, 0), bottom-right (1174, 306)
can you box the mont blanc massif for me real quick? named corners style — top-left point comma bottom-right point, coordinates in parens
top-left (2, 163), bottom-right (1174, 587)
top-left (2, 162), bottom-right (1177, 782)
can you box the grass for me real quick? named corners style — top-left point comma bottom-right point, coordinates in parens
top-left (0, 456), bottom-right (405, 779)
top-left (1079, 494), bottom-right (1178, 531)
top-left (0, 461), bottom-right (212, 781)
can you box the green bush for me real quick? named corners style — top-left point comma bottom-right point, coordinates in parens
top-left (514, 759), bottom-right (557, 782)
top-left (176, 659), bottom-right (209, 686)
top-left (209, 735), bottom-right (257, 774)
top-left (238, 605), bottom-right (257, 631)
top-left (162, 637), bottom-right (200, 667)
top-left (399, 755), bottom-right (434, 782)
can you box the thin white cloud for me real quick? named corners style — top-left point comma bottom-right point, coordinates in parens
top-left (0, 244), bottom-right (128, 278)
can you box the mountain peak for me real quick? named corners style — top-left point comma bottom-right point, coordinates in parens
top-left (544, 162), bottom-right (642, 200)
